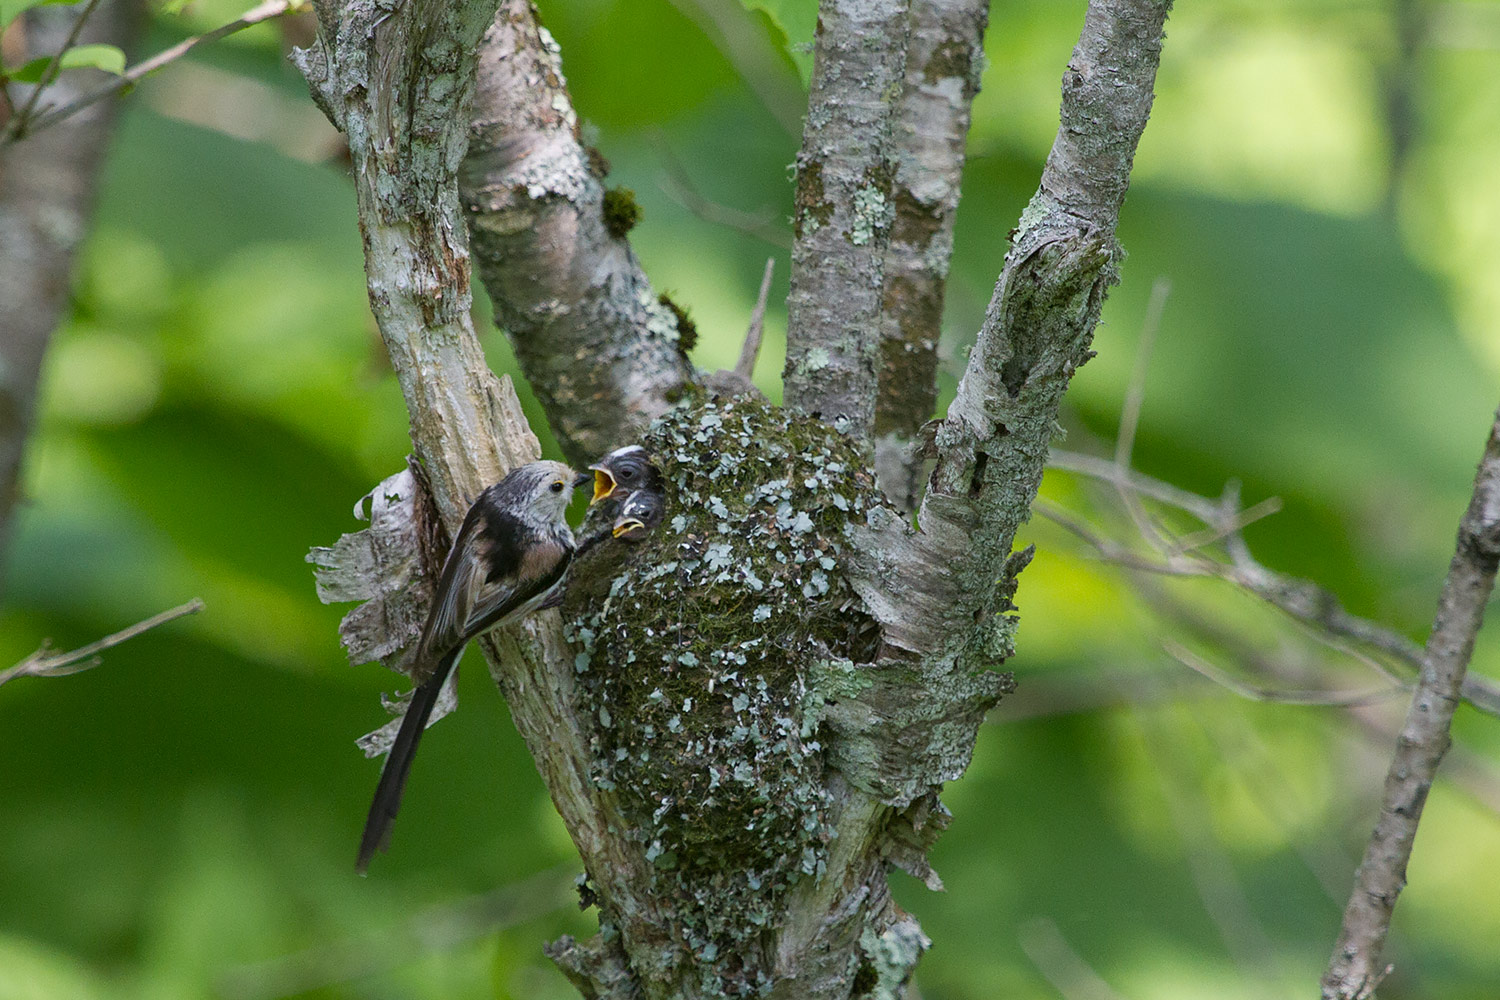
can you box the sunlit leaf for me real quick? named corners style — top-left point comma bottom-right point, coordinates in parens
top-left (3, 56), bottom-right (52, 83)
top-left (2, 42), bottom-right (124, 82)
top-left (58, 42), bottom-right (125, 74)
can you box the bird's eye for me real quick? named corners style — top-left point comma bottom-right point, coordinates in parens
top-left (619, 468), bottom-right (635, 481)
top-left (550, 481), bottom-right (565, 493)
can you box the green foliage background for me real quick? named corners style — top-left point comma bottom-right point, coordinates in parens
top-left (3, 0), bottom-right (1499, 997)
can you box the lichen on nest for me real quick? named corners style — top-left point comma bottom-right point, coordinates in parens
top-left (563, 393), bottom-right (884, 991)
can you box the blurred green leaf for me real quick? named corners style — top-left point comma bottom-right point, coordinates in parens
top-left (59, 42), bottom-right (125, 74)
top-left (3, 56), bottom-right (52, 83)
top-left (0, 0), bottom-right (74, 32)
top-left (738, 0), bottom-right (814, 82)
top-left (3, 43), bottom-right (125, 82)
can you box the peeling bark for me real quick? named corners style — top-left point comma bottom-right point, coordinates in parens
top-left (0, 0), bottom-right (140, 580)
top-left (873, 0), bottom-right (989, 510)
top-left (459, 0), bottom-right (695, 466)
top-left (1321, 405), bottom-right (1500, 1000)
top-left (783, 0), bottom-right (910, 439)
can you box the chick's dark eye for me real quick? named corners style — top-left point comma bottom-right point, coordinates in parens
top-left (619, 468), bottom-right (635, 480)
top-left (550, 481), bottom-right (565, 493)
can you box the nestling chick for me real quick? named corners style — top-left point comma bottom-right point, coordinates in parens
top-left (589, 444), bottom-right (665, 542)
top-left (356, 460), bottom-right (587, 873)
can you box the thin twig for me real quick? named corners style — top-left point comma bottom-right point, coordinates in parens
top-left (1113, 277), bottom-right (1172, 551)
top-left (735, 256), bottom-right (775, 380)
top-left (1017, 917), bottom-right (1128, 1000)
top-left (0, 599), bottom-right (205, 688)
top-left (6, 0), bottom-right (306, 144)
top-left (1114, 276), bottom-right (1170, 473)
top-left (1162, 639), bottom-right (1406, 709)
top-left (655, 142), bottom-right (791, 250)
top-left (1321, 405), bottom-right (1500, 1000)
top-left (1046, 446), bottom-right (1500, 718)
top-left (5, 0), bottom-right (104, 141)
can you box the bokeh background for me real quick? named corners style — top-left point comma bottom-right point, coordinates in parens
top-left (3, 0), bottom-right (1500, 997)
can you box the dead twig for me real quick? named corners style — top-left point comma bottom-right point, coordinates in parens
top-left (1321, 405), bottom-right (1500, 999)
top-left (735, 256), bottom-right (775, 381)
top-left (4, 0), bottom-right (307, 145)
top-left (0, 599), bottom-right (205, 688)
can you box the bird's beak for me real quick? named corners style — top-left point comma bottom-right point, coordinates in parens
top-left (572, 472), bottom-right (592, 490)
top-left (612, 518), bottom-right (645, 538)
top-left (589, 467), bottom-right (617, 505)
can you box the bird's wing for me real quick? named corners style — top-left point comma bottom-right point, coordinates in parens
top-left (418, 514), bottom-right (571, 669)
top-left (461, 534), bottom-right (571, 637)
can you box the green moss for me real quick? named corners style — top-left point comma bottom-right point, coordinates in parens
top-left (602, 186), bottom-right (642, 239)
top-left (657, 293), bottom-right (699, 356)
top-left (585, 144), bottom-right (612, 178)
top-left (793, 157), bottom-right (834, 239)
top-left (564, 393), bottom-right (884, 994)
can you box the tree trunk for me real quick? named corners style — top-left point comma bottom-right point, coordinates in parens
top-left (300, 0), bottom-right (1173, 996)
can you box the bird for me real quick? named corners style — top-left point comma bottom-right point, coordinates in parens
top-left (356, 460), bottom-right (588, 874)
top-left (587, 444), bottom-right (664, 542)
top-left (587, 445), bottom-right (662, 511)
top-left (611, 486), bottom-right (664, 541)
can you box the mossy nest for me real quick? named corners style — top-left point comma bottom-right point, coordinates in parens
top-left (564, 394), bottom-right (883, 982)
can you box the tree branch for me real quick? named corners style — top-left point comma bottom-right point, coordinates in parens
top-left (0, 0), bottom-right (142, 576)
top-left (0, 599), bottom-right (204, 688)
top-left (782, 0), bottom-right (911, 438)
top-left (1045, 447), bottom-right (1500, 719)
top-left (1321, 405), bottom-right (1500, 999)
top-left (854, 0), bottom-right (1173, 657)
top-left (873, 0), bottom-right (989, 510)
top-left (457, 0), bottom-right (695, 466)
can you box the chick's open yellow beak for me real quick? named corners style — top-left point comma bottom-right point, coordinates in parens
top-left (590, 468), bottom-right (617, 505)
top-left (612, 518), bottom-right (645, 538)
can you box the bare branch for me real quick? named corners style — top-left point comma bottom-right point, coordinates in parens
top-left (1018, 917), bottom-right (1128, 1000)
top-left (736, 256), bottom-right (776, 381)
top-left (1322, 405), bottom-right (1500, 1000)
top-left (1113, 276), bottom-right (1170, 472)
top-left (1161, 640), bottom-right (1405, 709)
top-left (457, 0), bottom-right (694, 465)
top-left (859, 0), bottom-right (1173, 657)
top-left (872, 0), bottom-right (990, 509)
top-left (1046, 446), bottom-right (1500, 719)
top-left (8, 0), bottom-right (307, 143)
top-left (783, 0), bottom-right (911, 437)
top-left (0, 0), bottom-right (141, 570)
top-left (656, 151), bottom-right (791, 250)
top-left (0, 600), bottom-right (205, 688)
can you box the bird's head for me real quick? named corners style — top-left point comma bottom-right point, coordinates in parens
top-left (588, 445), bottom-right (661, 505)
top-left (501, 460), bottom-right (587, 524)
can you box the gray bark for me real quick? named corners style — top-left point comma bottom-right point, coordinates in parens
top-left (459, 0), bottom-right (695, 466)
top-left (783, 0), bottom-right (910, 438)
top-left (873, 0), bottom-right (989, 510)
top-left (1321, 405), bottom-right (1500, 999)
top-left (303, 0), bottom-right (1173, 997)
top-left (872, 0), bottom-right (1172, 652)
top-left (0, 0), bottom-right (139, 582)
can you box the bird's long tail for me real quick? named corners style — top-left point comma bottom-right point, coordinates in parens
top-left (356, 646), bottom-right (461, 874)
